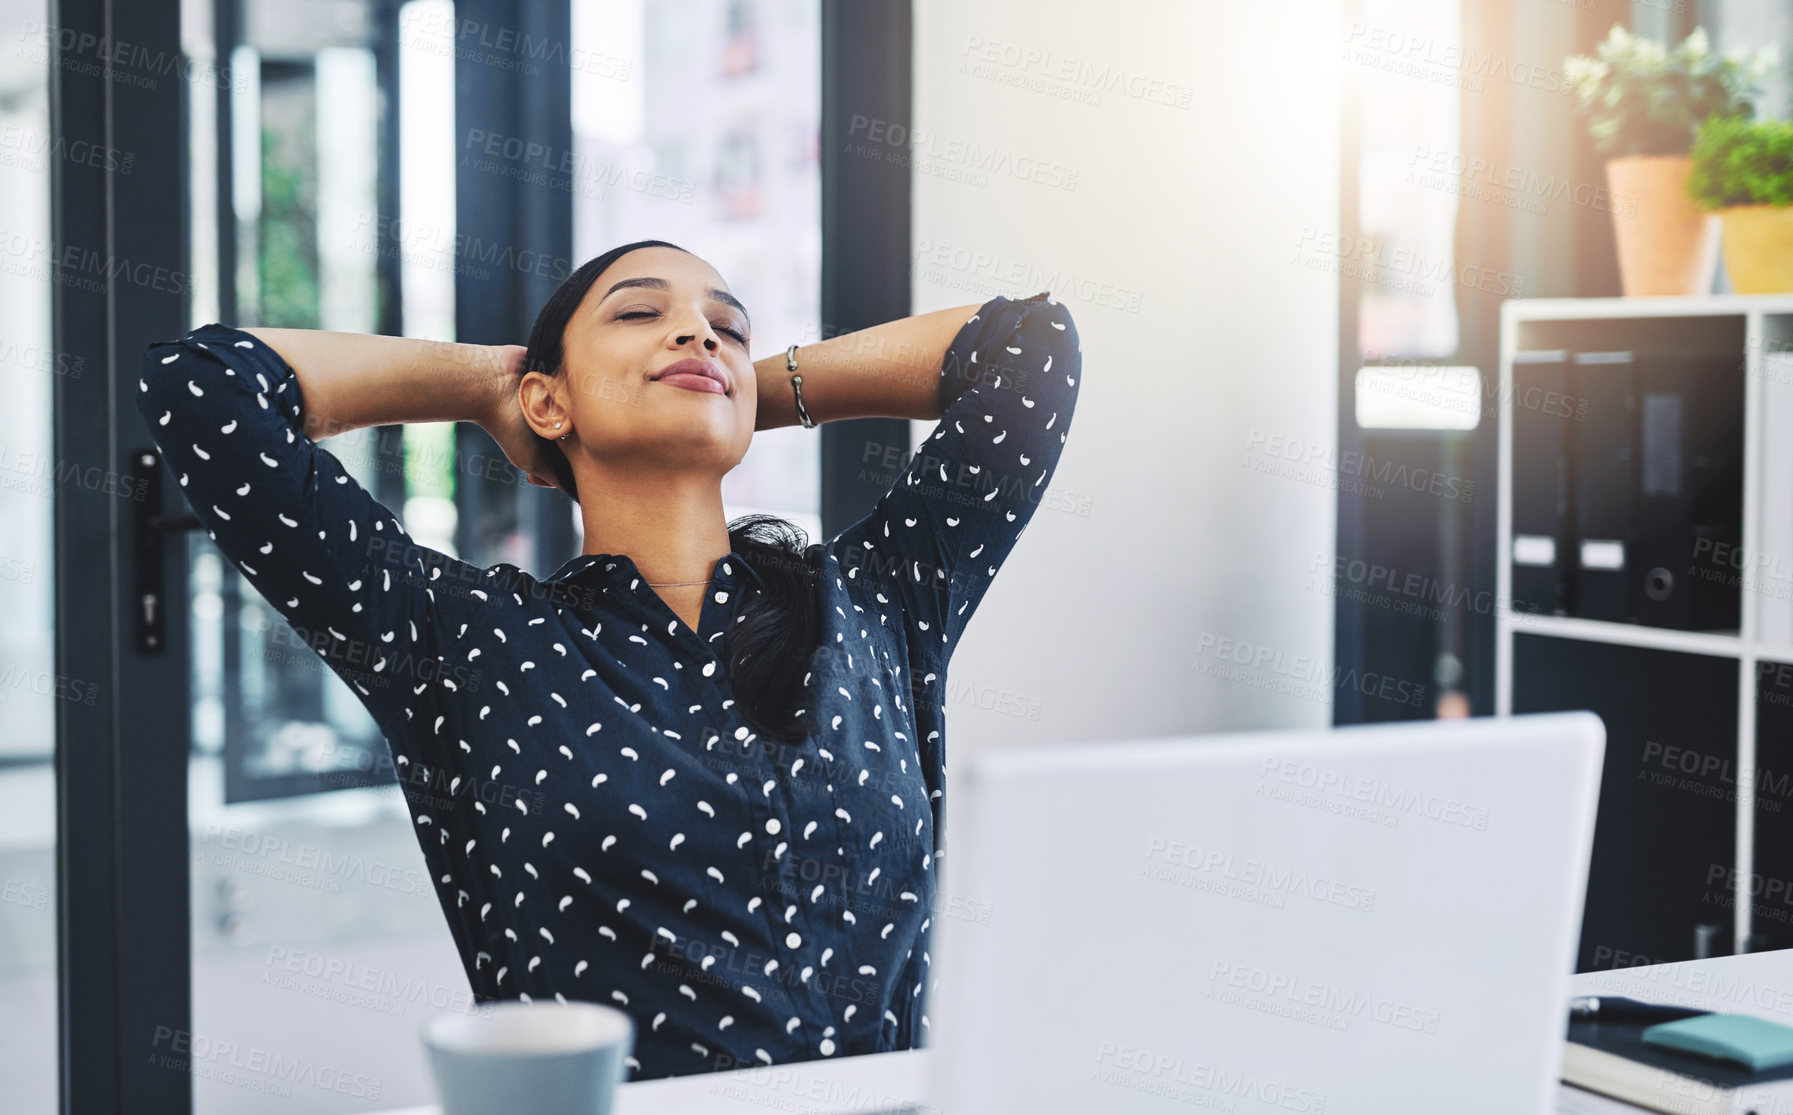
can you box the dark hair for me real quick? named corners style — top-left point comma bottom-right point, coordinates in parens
top-left (520, 239), bottom-right (823, 743)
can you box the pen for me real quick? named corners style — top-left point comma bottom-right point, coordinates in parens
top-left (1569, 996), bottom-right (1709, 1023)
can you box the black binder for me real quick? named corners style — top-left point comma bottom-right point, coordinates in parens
top-left (1510, 349), bottom-right (1574, 615)
top-left (1572, 351), bottom-right (1638, 624)
top-left (1631, 351), bottom-right (1743, 630)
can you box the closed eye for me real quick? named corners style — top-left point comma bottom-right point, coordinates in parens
top-left (614, 309), bottom-right (748, 345)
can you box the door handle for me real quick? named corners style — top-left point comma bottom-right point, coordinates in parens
top-left (131, 449), bottom-right (203, 654)
top-left (1694, 921), bottom-right (1731, 961)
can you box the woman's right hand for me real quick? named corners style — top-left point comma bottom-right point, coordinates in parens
top-left (480, 344), bottom-right (567, 492)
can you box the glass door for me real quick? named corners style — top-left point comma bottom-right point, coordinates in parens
top-left (184, 2), bottom-right (469, 1111)
top-left (0, 0), bottom-right (60, 1108)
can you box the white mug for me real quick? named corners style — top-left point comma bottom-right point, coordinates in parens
top-left (422, 1001), bottom-right (634, 1115)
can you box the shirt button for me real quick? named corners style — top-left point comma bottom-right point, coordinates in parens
top-left (765, 818), bottom-right (782, 835)
top-left (786, 932), bottom-right (802, 949)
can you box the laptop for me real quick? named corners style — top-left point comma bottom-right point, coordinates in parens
top-left (925, 712), bottom-right (1605, 1114)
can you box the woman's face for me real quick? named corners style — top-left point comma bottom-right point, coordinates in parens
top-left (534, 246), bottom-right (758, 483)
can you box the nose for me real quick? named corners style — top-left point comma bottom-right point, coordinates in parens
top-left (673, 316), bottom-right (721, 355)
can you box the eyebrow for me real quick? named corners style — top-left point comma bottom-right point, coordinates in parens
top-left (600, 276), bottom-right (751, 325)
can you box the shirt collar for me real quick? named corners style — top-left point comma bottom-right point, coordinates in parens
top-left (544, 550), bottom-right (767, 591)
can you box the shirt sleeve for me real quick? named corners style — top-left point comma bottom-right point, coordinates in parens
top-left (135, 323), bottom-right (479, 745)
top-left (828, 292), bottom-right (1082, 664)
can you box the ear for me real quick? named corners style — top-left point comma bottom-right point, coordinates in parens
top-left (517, 370), bottom-right (569, 439)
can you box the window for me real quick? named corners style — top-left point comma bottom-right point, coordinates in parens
top-left (571, 0), bottom-right (822, 539)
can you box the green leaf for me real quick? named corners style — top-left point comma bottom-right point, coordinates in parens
top-left (1687, 116), bottom-right (1793, 208)
top-left (1566, 24), bottom-right (1773, 158)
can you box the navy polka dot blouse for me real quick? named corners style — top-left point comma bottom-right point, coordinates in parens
top-left (137, 292), bottom-right (1080, 1079)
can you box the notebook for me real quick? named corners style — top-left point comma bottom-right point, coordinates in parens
top-left (1566, 1011), bottom-right (1793, 1115)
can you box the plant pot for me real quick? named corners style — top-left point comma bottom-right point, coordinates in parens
top-left (1605, 155), bottom-right (1721, 296)
top-left (1718, 205), bottom-right (1793, 293)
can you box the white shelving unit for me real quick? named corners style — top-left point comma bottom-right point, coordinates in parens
top-left (1496, 294), bottom-right (1793, 955)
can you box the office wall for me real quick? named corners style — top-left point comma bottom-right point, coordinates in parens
top-left (909, 0), bottom-right (1343, 748)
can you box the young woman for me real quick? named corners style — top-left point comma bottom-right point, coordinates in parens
top-left (138, 240), bottom-right (1081, 1079)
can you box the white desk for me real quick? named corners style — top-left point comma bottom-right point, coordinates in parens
top-left (374, 1047), bottom-right (926, 1115)
top-left (377, 950), bottom-right (1793, 1114)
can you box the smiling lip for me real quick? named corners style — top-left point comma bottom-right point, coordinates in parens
top-left (650, 358), bottom-right (728, 395)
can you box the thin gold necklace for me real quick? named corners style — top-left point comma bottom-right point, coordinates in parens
top-left (646, 579), bottom-right (709, 587)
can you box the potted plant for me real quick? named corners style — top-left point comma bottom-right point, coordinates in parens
top-left (1565, 26), bottom-right (1773, 296)
top-left (1689, 116), bottom-right (1793, 293)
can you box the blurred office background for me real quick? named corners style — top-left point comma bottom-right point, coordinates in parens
top-left (2, 0), bottom-right (1791, 1111)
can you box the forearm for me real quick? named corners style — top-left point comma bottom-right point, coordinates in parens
top-left (239, 328), bottom-right (507, 441)
top-left (753, 303), bottom-right (982, 431)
